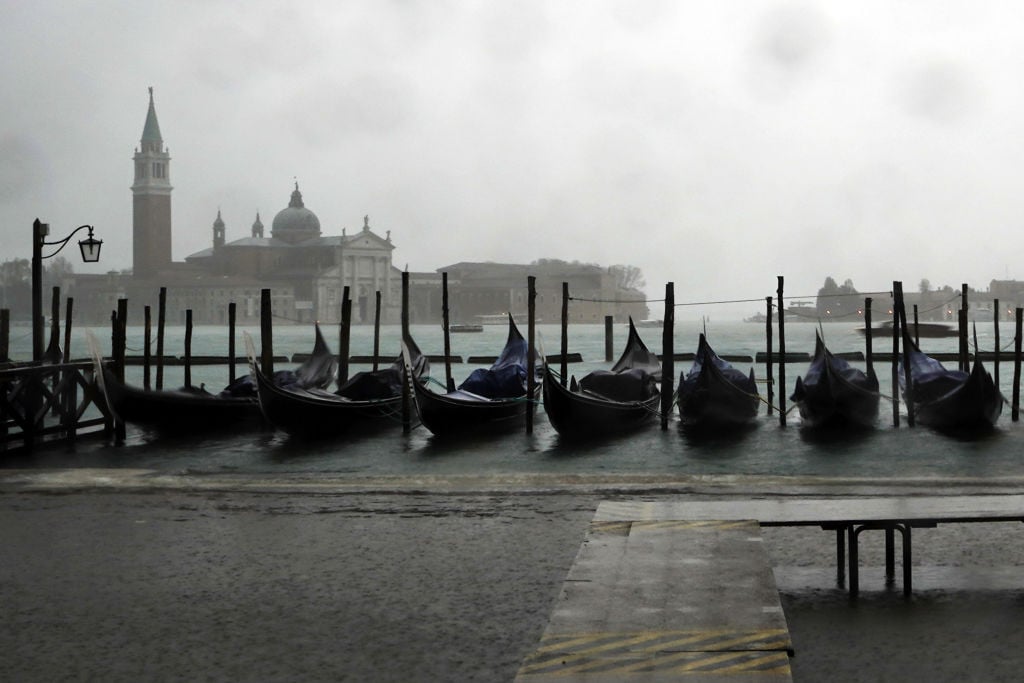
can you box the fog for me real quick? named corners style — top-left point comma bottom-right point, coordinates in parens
top-left (3, 1), bottom-right (1023, 320)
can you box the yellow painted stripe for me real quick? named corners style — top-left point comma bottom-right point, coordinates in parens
top-left (628, 519), bottom-right (756, 531)
top-left (520, 629), bottom-right (792, 676)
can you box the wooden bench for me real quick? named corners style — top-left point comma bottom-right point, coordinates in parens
top-left (596, 496), bottom-right (1024, 598)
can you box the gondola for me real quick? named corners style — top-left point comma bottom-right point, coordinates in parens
top-left (413, 314), bottom-right (538, 437)
top-left (98, 324), bottom-right (337, 432)
top-left (542, 318), bottom-right (661, 439)
top-left (678, 333), bottom-right (759, 427)
top-left (898, 327), bottom-right (1003, 431)
top-left (254, 334), bottom-right (428, 438)
top-left (790, 333), bottom-right (880, 429)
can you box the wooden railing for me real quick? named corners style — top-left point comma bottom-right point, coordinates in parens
top-left (0, 360), bottom-right (114, 453)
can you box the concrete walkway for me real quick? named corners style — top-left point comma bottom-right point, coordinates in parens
top-left (4, 472), bottom-right (1024, 682)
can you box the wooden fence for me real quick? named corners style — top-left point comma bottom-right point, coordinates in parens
top-left (0, 360), bottom-right (114, 454)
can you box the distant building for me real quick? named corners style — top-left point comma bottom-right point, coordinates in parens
top-left (66, 90), bottom-right (649, 328)
top-left (406, 261), bottom-right (648, 324)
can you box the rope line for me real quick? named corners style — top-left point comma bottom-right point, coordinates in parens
top-left (569, 290), bottom-right (896, 307)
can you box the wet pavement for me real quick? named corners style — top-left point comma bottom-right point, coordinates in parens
top-left (3, 472), bottom-right (1024, 682)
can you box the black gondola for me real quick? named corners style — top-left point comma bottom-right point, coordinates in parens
top-left (898, 328), bottom-right (1003, 432)
top-left (254, 335), bottom-right (428, 438)
top-left (98, 324), bottom-right (338, 432)
top-left (790, 333), bottom-right (880, 429)
top-left (542, 318), bottom-right (661, 439)
top-left (678, 333), bottom-right (759, 427)
top-left (413, 314), bottom-right (537, 437)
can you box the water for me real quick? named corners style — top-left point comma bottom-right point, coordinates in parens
top-left (7, 319), bottom-right (1024, 478)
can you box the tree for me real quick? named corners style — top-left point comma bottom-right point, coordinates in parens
top-left (42, 256), bottom-right (75, 291)
top-left (0, 258), bottom-right (31, 317)
top-left (610, 264), bottom-right (646, 291)
top-left (816, 276), bottom-right (859, 318)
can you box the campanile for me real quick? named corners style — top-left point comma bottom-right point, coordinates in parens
top-left (131, 87), bottom-right (173, 276)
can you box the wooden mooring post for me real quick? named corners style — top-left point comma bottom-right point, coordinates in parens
top-left (401, 273), bottom-right (411, 434)
top-left (765, 296), bottom-right (773, 415)
top-left (442, 273), bottom-right (454, 391)
top-left (1013, 307), bottom-right (1022, 422)
top-left (993, 298), bottom-right (1000, 389)
top-left (373, 290), bottom-right (382, 372)
top-left (864, 297), bottom-right (873, 378)
top-left (894, 282), bottom-right (914, 427)
top-left (114, 298), bottom-right (128, 443)
top-left (260, 288), bottom-right (273, 376)
top-left (156, 286), bottom-right (166, 390)
top-left (184, 309), bottom-right (193, 388)
top-left (228, 302), bottom-right (237, 384)
top-left (959, 283), bottom-right (969, 372)
top-left (338, 286), bottom-right (351, 387)
top-left (891, 283), bottom-right (901, 427)
top-left (526, 275), bottom-right (537, 435)
top-left (660, 282), bottom-right (674, 430)
top-left (560, 282), bottom-right (569, 385)
top-left (143, 305), bottom-right (152, 390)
top-left (776, 276), bottom-right (786, 426)
top-left (604, 315), bottom-right (613, 362)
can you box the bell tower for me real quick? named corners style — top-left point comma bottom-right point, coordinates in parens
top-left (132, 87), bottom-right (173, 277)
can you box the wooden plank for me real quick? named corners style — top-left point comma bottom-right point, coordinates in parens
top-left (516, 519), bottom-right (793, 682)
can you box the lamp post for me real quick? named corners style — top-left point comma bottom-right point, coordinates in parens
top-left (31, 218), bottom-right (102, 361)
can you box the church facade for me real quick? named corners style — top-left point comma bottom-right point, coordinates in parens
top-left (112, 89), bottom-right (402, 326)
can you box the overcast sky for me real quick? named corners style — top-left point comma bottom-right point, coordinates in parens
top-left (2, 1), bottom-right (1022, 319)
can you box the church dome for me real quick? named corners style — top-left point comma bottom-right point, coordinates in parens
top-left (271, 183), bottom-right (320, 243)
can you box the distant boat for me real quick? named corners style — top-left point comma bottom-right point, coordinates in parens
top-left (448, 324), bottom-right (484, 333)
top-left (858, 320), bottom-right (958, 338)
top-left (635, 319), bottom-right (663, 328)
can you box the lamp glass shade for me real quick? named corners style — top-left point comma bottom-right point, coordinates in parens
top-left (78, 237), bottom-right (102, 263)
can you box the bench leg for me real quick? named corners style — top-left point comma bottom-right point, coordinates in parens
top-left (903, 525), bottom-right (912, 598)
top-left (885, 527), bottom-right (895, 584)
top-left (836, 527), bottom-right (846, 587)
top-left (848, 525), bottom-right (859, 598)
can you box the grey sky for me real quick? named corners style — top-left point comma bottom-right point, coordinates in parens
top-left (2, 1), bottom-right (1022, 319)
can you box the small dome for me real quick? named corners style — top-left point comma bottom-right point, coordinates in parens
top-left (271, 183), bottom-right (320, 243)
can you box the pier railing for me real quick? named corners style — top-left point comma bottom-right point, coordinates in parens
top-left (0, 360), bottom-right (114, 454)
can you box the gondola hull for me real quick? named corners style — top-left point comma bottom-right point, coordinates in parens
top-left (791, 335), bottom-right (880, 429)
top-left (253, 335), bottom-right (428, 438)
top-left (542, 366), bottom-right (660, 439)
top-left (678, 334), bottom-right (759, 427)
top-left (542, 318), bottom-right (661, 439)
top-left (413, 314), bottom-right (537, 437)
top-left (102, 367), bottom-right (261, 432)
top-left (414, 382), bottom-right (538, 436)
top-left (901, 338), bottom-right (1003, 432)
top-left (255, 368), bottom-right (404, 437)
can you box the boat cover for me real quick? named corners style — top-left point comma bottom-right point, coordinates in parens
top-left (579, 368), bottom-right (658, 402)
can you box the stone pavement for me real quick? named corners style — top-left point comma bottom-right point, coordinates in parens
top-left (3, 472), bottom-right (1024, 682)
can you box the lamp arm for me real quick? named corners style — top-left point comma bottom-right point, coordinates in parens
top-left (40, 224), bottom-right (94, 260)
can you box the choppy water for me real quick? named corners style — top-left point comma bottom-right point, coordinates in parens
top-left (7, 319), bottom-right (1024, 478)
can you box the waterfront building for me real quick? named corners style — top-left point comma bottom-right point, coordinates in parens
top-left (56, 90), bottom-right (649, 328)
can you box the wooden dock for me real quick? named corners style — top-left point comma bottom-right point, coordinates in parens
top-left (516, 516), bottom-right (793, 682)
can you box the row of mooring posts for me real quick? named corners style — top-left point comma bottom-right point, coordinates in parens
top-left (7, 273), bottom-right (1024, 449)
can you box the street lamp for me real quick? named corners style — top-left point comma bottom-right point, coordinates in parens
top-left (32, 217), bottom-right (102, 361)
